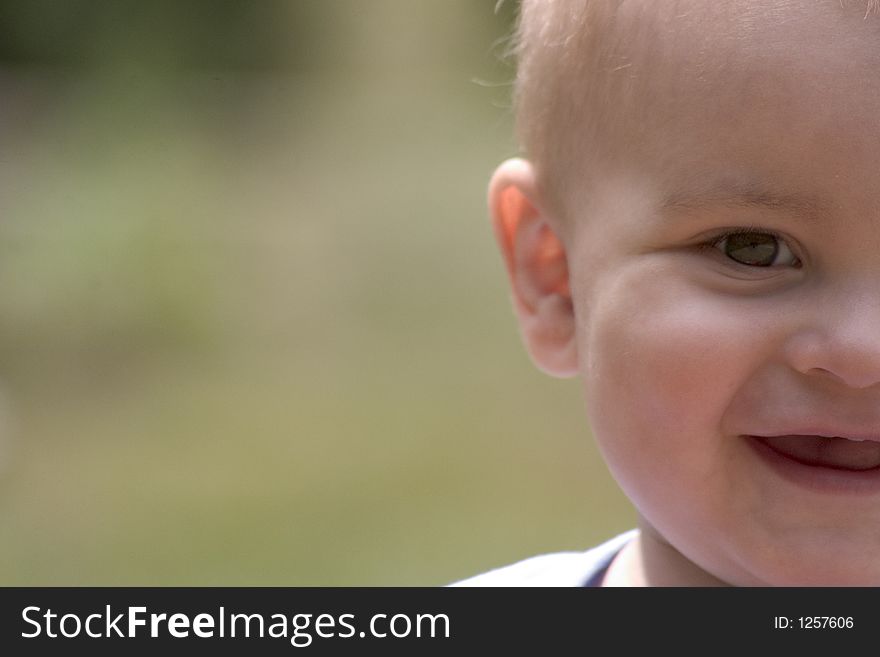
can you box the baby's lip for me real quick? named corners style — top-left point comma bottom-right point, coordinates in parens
top-left (747, 427), bottom-right (880, 443)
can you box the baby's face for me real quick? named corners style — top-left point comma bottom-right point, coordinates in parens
top-left (563, 2), bottom-right (880, 585)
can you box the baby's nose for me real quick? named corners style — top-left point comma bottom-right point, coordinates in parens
top-left (784, 288), bottom-right (880, 390)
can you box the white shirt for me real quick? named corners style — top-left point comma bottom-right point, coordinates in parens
top-left (450, 530), bottom-right (638, 587)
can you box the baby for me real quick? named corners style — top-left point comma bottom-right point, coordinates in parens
top-left (456, 0), bottom-right (880, 586)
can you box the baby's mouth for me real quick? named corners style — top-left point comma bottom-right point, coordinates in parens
top-left (756, 435), bottom-right (880, 471)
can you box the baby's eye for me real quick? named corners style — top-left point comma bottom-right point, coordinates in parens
top-left (711, 230), bottom-right (799, 267)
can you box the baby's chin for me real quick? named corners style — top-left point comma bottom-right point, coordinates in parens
top-left (646, 518), bottom-right (880, 586)
top-left (721, 537), bottom-right (880, 587)
top-left (754, 564), bottom-right (880, 587)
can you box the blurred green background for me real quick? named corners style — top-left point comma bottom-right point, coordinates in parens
top-left (0, 0), bottom-right (634, 585)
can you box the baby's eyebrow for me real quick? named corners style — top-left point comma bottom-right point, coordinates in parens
top-left (660, 181), bottom-right (826, 222)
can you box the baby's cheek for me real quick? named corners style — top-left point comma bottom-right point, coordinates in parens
top-left (582, 277), bottom-right (765, 484)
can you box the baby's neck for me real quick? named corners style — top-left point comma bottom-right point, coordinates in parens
top-left (602, 521), bottom-right (730, 587)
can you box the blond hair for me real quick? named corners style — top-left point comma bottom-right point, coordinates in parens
top-left (511, 0), bottom-right (880, 218)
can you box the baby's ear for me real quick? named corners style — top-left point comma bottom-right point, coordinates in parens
top-left (489, 158), bottom-right (578, 378)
